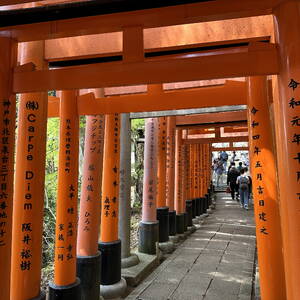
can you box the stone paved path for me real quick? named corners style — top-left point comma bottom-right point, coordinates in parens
top-left (126, 193), bottom-right (256, 300)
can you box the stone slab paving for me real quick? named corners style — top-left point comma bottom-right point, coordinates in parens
top-left (126, 193), bottom-right (256, 300)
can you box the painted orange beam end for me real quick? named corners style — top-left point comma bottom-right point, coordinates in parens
top-left (48, 96), bottom-right (60, 118)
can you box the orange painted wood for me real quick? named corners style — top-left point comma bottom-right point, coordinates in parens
top-left (13, 44), bottom-right (278, 93)
top-left (157, 117), bottom-right (167, 208)
top-left (142, 118), bottom-right (158, 222)
top-left (211, 147), bottom-right (249, 151)
top-left (10, 39), bottom-right (48, 300)
top-left (48, 82), bottom-right (246, 117)
top-left (176, 110), bottom-right (247, 126)
top-left (272, 2), bottom-right (300, 298)
top-left (166, 116), bottom-right (176, 211)
top-left (77, 115), bottom-right (105, 256)
top-left (77, 81), bottom-right (247, 115)
top-left (184, 136), bottom-right (248, 144)
top-left (47, 96), bottom-right (60, 118)
top-left (53, 90), bottom-right (79, 286)
top-left (247, 76), bottom-right (286, 300)
top-left (1, 0), bottom-right (279, 42)
top-left (0, 37), bottom-right (17, 300)
top-left (100, 114), bottom-right (120, 243)
top-left (174, 129), bottom-right (183, 214)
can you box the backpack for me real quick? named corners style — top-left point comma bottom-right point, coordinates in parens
top-left (239, 176), bottom-right (249, 191)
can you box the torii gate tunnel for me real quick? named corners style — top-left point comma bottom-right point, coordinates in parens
top-left (0, 0), bottom-right (299, 299)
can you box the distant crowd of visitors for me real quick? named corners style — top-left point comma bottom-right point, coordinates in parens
top-left (227, 162), bottom-right (252, 210)
top-left (212, 151), bottom-right (251, 210)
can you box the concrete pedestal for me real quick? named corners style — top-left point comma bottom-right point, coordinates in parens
top-left (100, 278), bottom-right (127, 300)
top-left (121, 254), bottom-right (140, 269)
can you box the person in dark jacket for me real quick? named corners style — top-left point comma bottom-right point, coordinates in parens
top-left (227, 162), bottom-right (240, 201)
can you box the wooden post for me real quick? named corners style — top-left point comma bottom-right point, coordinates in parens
top-left (139, 118), bottom-right (159, 254)
top-left (247, 76), bottom-right (287, 300)
top-left (99, 113), bottom-right (127, 298)
top-left (273, 2), bottom-right (300, 298)
top-left (76, 113), bottom-right (105, 300)
top-left (49, 90), bottom-right (80, 299)
top-left (0, 37), bottom-right (17, 300)
top-left (166, 116), bottom-right (177, 237)
top-left (156, 117), bottom-right (170, 244)
top-left (11, 39), bottom-right (47, 300)
top-left (175, 129), bottom-right (185, 234)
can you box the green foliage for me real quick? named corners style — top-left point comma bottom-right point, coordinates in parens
top-left (131, 119), bottom-right (145, 205)
top-left (42, 118), bottom-right (59, 268)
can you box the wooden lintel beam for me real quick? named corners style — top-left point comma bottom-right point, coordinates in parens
top-left (176, 110), bottom-right (247, 126)
top-left (177, 121), bottom-right (248, 130)
top-left (13, 44), bottom-right (278, 93)
top-left (47, 81), bottom-right (246, 116)
top-left (0, 0), bottom-right (281, 42)
top-left (212, 147), bottom-right (249, 151)
top-left (0, 0), bottom-right (38, 4)
top-left (78, 81), bottom-right (246, 115)
top-left (184, 136), bottom-right (248, 144)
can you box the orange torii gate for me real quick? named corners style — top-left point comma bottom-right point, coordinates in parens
top-left (0, 0), bottom-right (299, 299)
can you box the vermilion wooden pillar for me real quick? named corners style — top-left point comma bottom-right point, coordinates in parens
top-left (99, 113), bottom-right (127, 298)
top-left (166, 116), bottom-right (177, 237)
top-left (195, 144), bottom-right (202, 217)
top-left (0, 37), bottom-right (17, 300)
top-left (175, 129), bottom-right (185, 234)
top-left (156, 117), bottom-right (170, 244)
top-left (189, 144), bottom-right (195, 200)
top-left (11, 39), bottom-right (48, 300)
top-left (272, 2), bottom-right (300, 298)
top-left (247, 76), bottom-right (286, 300)
top-left (49, 90), bottom-right (80, 299)
top-left (139, 118), bottom-right (159, 255)
top-left (76, 114), bottom-right (105, 300)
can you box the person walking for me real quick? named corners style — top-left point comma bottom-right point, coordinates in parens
top-left (237, 161), bottom-right (243, 173)
top-left (236, 168), bottom-right (250, 210)
top-left (227, 162), bottom-right (239, 201)
top-left (220, 151), bottom-right (229, 172)
top-left (215, 159), bottom-right (224, 187)
top-left (244, 167), bottom-right (252, 205)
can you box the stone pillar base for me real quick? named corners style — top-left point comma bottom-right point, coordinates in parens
top-left (49, 279), bottom-right (81, 300)
top-left (100, 278), bottom-right (127, 300)
top-left (192, 218), bottom-right (199, 225)
top-left (77, 252), bottom-right (101, 300)
top-left (99, 240), bottom-right (121, 286)
top-left (169, 210), bottom-right (177, 236)
top-left (187, 225), bottom-right (196, 234)
top-left (159, 240), bottom-right (175, 254)
top-left (138, 221), bottom-right (159, 255)
top-left (176, 213), bottom-right (185, 234)
top-left (121, 253), bottom-right (140, 269)
top-left (169, 235), bottom-right (180, 244)
top-left (30, 292), bottom-right (46, 300)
